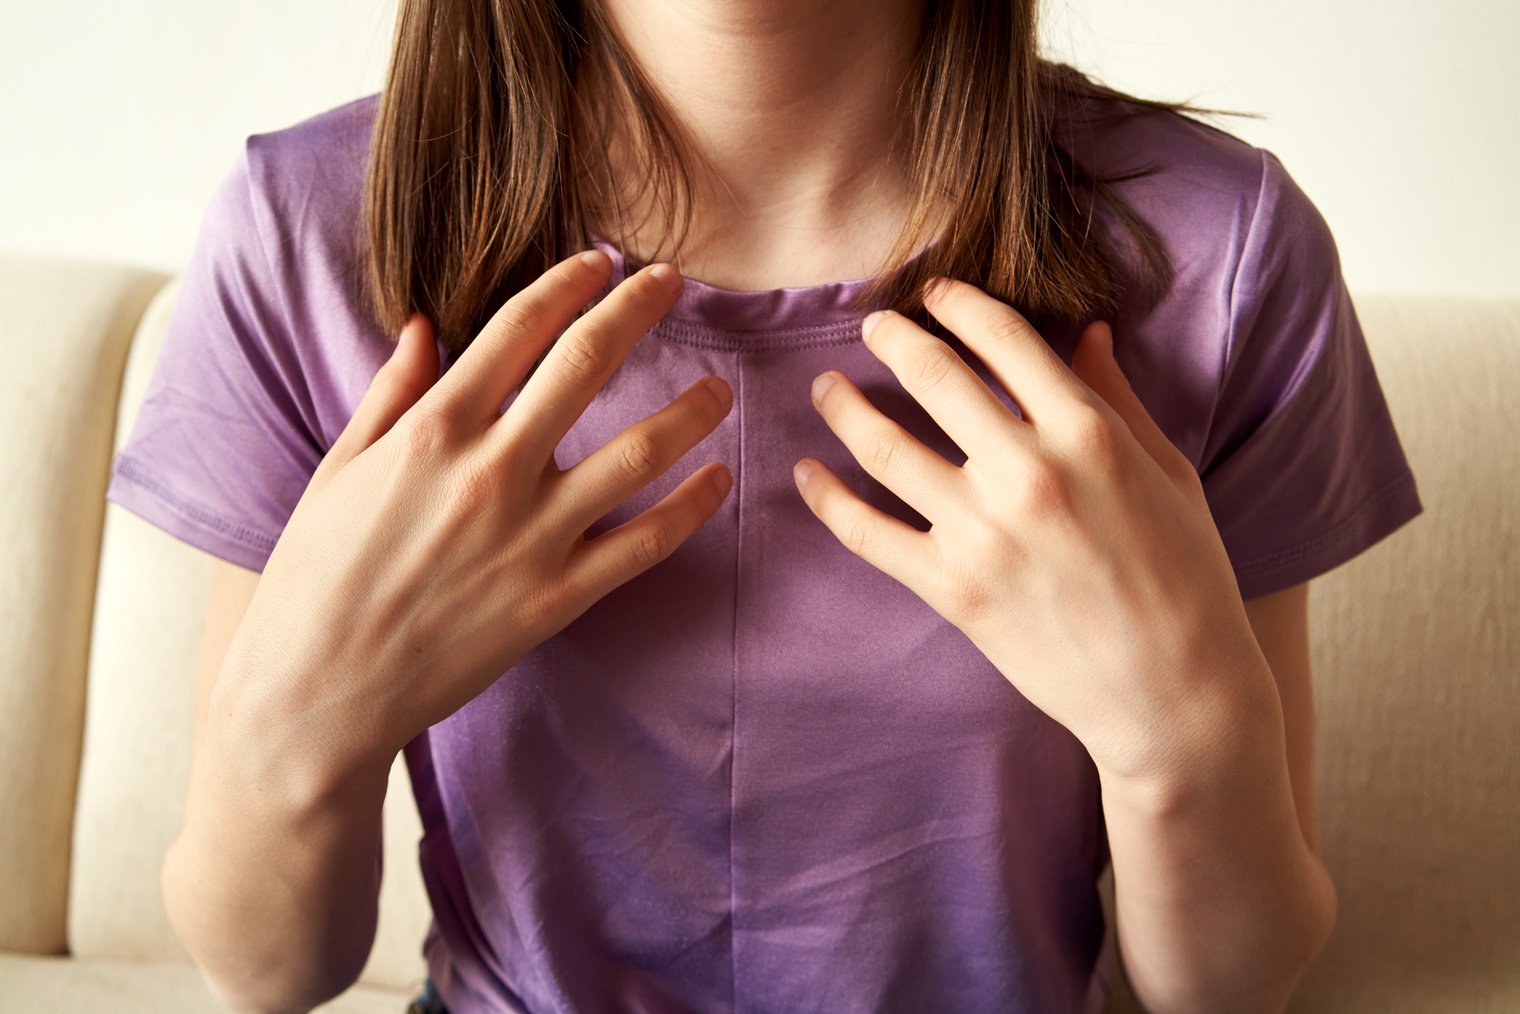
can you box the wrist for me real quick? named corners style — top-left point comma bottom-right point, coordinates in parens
top-left (1094, 649), bottom-right (1284, 810)
top-left (199, 662), bottom-right (396, 824)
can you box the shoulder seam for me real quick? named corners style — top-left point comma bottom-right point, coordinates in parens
top-left (235, 134), bottom-right (329, 458)
top-left (240, 134), bottom-right (302, 354)
top-left (1222, 147), bottom-right (1273, 377)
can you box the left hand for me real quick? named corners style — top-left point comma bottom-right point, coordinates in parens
top-left (795, 277), bottom-right (1270, 780)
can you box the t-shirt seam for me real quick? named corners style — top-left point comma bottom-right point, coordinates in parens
top-left (1217, 147), bottom-right (1272, 411)
top-left (241, 135), bottom-right (303, 360)
top-left (113, 454), bottom-right (277, 552)
top-left (1233, 468), bottom-right (1417, 575)
top-left (242, 133), bottom-right (331, 460)
top-left (654, 320), bottom-right (864, 352)
top-left (726, 358), bottom-right (744, 1007)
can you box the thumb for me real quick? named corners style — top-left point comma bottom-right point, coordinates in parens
top-left (1071, 320), bottom-right (1193, 480)
top-left (317, 313), bottom-right (441, 479)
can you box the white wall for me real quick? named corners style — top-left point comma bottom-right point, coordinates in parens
top-left (0, 1), bottom-right (398, 275)
top-left (2, 0), bottom-right (1515, 299)
top-left (1039, 0), bottom-right (1520, 299)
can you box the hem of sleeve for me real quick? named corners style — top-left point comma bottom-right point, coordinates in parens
top-left (1232, 469), bottom-right (1425, 600)
top-left (105, 454), bottom-right (277, 573)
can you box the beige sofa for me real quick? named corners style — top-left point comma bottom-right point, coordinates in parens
top-left (0, 248), bottom-right (1514, 1013)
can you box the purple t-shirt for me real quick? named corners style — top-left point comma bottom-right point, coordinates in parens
top-left (106, 92), bottom-right (1422, 1012)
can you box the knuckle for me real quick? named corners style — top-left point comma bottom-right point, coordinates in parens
top-left (492, 301), bottom-right (545, 342)
top-left (630, 523), bottom-right (673, 569)
top-left (615, 429), bottom-right (662, 483)
top-left (842, 514), bottom-right (874, 558)
top-left (1068, 405), bottom-right (1123, 464)
top-left (864, 428), bottom-right (901, 476)
top-left (557, 329), bottom-right (612, 380)
top-left (940, 562), bottom-right (994, 622)
top-left (983, 312), bottom-right (1030, 348)
top-left (908, 344), bottom-right (956, 390)
top-left (956, 514), bottom-right (1000, 556)
top-left (448, 459), bottom-right (503, 515)
top-left (518, 581), bottom-right (562, 634)
top-left (1021, 460), bottom-right (1074, 512)
top-left (399, 403), bottom-right (458, 459)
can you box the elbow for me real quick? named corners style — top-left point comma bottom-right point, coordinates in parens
top-left (1265, 860), bottom-right (1339, 1014)
top-left (190, 957), bottom-right (360, 1014)
top-left (200, 973), bottom-right (361, 1014)
top-left (1124, 861), bottom-right (1341, 1014)
top-left (1305, 859), bottom-right (1339, 971)
top-left (160, 841), bottom-right (366, 1014)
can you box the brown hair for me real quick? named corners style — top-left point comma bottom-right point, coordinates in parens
top-left (358, 0), bottom-right (1259, 363)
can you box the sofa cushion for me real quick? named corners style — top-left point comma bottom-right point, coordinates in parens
top-left (0, 953), bottom-right (414, 1012)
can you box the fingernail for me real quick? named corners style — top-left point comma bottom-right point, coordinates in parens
top-left (580, 249), bottom-right (611, 272)
top-left (861, 310), bottom-right (888, 343)
top-left (649, 262), bottom-right (683, 295)
top-left (810, 372), bottom-right (837, 406)
top-left (794, 460), bottom-right (814, 492)
top-left (704, 376), bottom-right (732, 411)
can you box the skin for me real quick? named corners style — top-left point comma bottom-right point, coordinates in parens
top-left (802, 297), bottom-right (1265, 781)
top-left (798, 297), bottom-right (1335, 1012)
top-left (175, 255), bottom-right (727, 1013)
top-left (589, 1), bottom-right (1335, 1007)
top-left (215, 256), bottom-right (724, 774)
top-left (592, 0), bottom-right (939, 288)
top-left (201, 1), bottom-right (1333, 1009)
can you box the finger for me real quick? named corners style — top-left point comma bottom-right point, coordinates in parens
top-left (424, 249), bottom-right (616, 426)
top-left (793, 456), bottom-right (935, 590)
top-left (548, 374), bottom-right (733, 535)
top-left (486, 262), bottom-right (684, 469)
top-left (859, 309), bottom-right (1026, 462)
top-left (565, 460), bottom-right (733, 599)
top-left (920, 277), bottom-right (1095, 430)
top-left (1071, 320), bottom-right (1198, 481)
top-left (808, 368), bottom-right (962, 526)
top-left (318, 313), bottom-right (440, 480)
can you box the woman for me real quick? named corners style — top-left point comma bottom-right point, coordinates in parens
top-left (105, 0), bottom-right (1424, 1011)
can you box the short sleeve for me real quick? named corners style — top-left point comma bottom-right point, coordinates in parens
top-left (104, 140), bottom-right (325, 573)
top-left (1198, 148), bottom-right (1424, 600)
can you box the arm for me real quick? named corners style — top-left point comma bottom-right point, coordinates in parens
top-left (161, 558), bottom-right (392, 1014)
top-left (1099, 581), bottom-right (1338, 1014)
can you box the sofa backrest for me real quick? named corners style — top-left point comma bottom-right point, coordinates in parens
top-left (0, 253), bottom-right (431, 995)
top-left (1, 250), bottom-right (1516, 1010)
top-left (0, 252), bottom-right (170, 958)
top-left (1101, 293), bottom-right (1520, 1013)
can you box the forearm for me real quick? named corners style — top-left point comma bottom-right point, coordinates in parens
top-left (163, 678), bottom-right (394, 1014)
top-left (1096, 664), bottom-right (1337, 1014)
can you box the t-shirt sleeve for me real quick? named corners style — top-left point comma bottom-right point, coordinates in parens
top-left (104, 140), bottom-right (325, 574)
top-left (1197, 148), bottom-right (1424, 601)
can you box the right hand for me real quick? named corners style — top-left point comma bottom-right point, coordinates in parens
top-left (215, 249), bottom-right (733, 783)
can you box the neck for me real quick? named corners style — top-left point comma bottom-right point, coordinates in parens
top-left (584, 0), bottom-right (937, 289)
